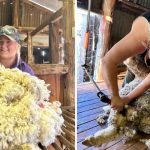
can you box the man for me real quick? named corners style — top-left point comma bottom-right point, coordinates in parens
top-left (101, 15), bottom-right (150, 110)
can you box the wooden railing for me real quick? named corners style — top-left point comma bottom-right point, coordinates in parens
top-left (40, 106), bottom-right (75, 150)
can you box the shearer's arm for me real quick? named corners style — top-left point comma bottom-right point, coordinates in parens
top-left (101, 16), bottom-right (149, 109)
top-left (122, 73), bottom-right (150, 104)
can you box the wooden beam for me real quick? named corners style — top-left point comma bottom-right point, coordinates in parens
top-left (27, 32), bottom-right (34, 64)
top-left (96, 0), bottom-right (117, 81)
top-left (24, 8), bottom-right (62, 42)
top-left (30, 64), bottom-right (69, 75)
top-left (17, 26), bottom-right (49, 35)
top-left (62, 106), bottom-right (75, 113)
top-left (62, 126), bottom-right (75, 141)
top-left (49, 24), bottom-right (53, 63)
top-left (62, 0), bottom-right (75, 106)
top-left (51, 143), bottom-right (63, 150)
top-left (64, 120), bottom-right (75, 131)
top-left (0, 0), bottom-right (5, 3)
top-left (58, 135), bottom-right (75, 150)
top-left (12, 0), bottom-right (19, 27)
top-left (51, 15), bottom-right (62, 24)
top-left (30, 8), bottom-right (62, 37)
top-left (62, 114), bottom-right (75, 125)
top-left (118, 3), bottom-right (144, 14)
top-left (22, 0), bottom-right (52, 14)
top-left (62, 109), bottom-right (75, 118)
top-left (118, 0), bottom-right (149, 12)
top-left (18, 26), bottom-right (36, 31)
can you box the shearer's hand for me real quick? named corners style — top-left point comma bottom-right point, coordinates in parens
top-left (121, 95), bottom-right (132, 105)
top-left (111, 96), bottom-right (125, 111)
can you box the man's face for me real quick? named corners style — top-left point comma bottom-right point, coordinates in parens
top-left (0, 35), bottom-right (18, 60)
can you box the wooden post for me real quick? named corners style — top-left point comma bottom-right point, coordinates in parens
top-left (62, 0), bottom-right (75, 106)
top-left (12, 0), bottom-right (19, 27)
top-left (27, 32), bottom-right (34, 64)
top-left (49, 24), bottom-right (53, 64)
top-left (96, 0), bottom-right (116, 81)
top-left (101, 0), bottom-right (116, 57)
top-left (24, 8), bottom-right (62, 42)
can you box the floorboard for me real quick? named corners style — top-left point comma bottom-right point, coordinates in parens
top-left (78, 111), bottom-right (103, 126)
top-left (77, 78), bottom-right (149, 150)
top-left (77, 106), bottom-right (104, 119)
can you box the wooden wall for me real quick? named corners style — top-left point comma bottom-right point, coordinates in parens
top-left (0, 0), bottom-right (52, 27)
top-left (0, 0), bottom-right (75, 106)
top-left (28, 63), bottom-right (69, 105)
top-left (37, 74), bottom-right (64, 103)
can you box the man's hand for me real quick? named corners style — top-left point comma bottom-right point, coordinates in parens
top-left (121, 95), bottom-right (132, 105)
top-left (111, 96), bottom-right (125, 111)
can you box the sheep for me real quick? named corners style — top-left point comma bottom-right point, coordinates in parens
top-left (82, 56), bottom-right (150, 149)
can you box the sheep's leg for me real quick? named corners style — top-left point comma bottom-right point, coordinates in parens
top-left (140, 139), bottom-right (150, 149)
top-left (96, 113), bottom-right (108, 125)
top-left (82, 126), bottom-right (121, 147)
top-left (97, 106), bottom-right (111, 125)
top-left (122, 127), bottom-right (139, 144)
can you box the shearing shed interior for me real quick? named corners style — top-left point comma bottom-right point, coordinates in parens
top-left (77, 0), bottom-right (150, 149)
top-left (0, 0), bottom-right (75, 149)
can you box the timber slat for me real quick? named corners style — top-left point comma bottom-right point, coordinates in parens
top-left (119, 0), bottom-right (148, 12)
top-left (77, 80), bottom-right (149, 149)
top-left (77, 119), bottom-right (106, 134)
top-left (106, 139), bottom-right (137, 150)
top-left (126, 141), bottom-right (148, 150)
top-left (62, 126), bottom-right (75, 141)
top-left (64, 120), bottom-right (75, 131)
top-left (77, 102), bottom-right (106, 113)
top-left (78, 107), bottom-right (104, 119)
top-left (51, 143), bottom-right (63, 150)
top-left (61, 106), bottom-right (75, 149)
top-left (77, 88), bottom-right (108, 96)
top-left (25, 8), bottom-right (62, 39)
top-left (77, 92), bottom-right (98, 99)
top-left (62, 109), bottom-right (75, 118)
top-left (77, 126), bottom-right (101, 143)
top-left (58, 135), bottom-right (75, 150)
top-left (78, 111), bottom-right (103, 126)
top-left (78, 95), bottom-right (102, 104)
top-left (86, 138), bottom-right (123, 150)
top-left (62, 113), bottom-right (75, 125)
top-left (62, 106), bottom-right (75, 113)
top-left (62, 105), bottom-right (75, 109)
top-left (30, 64), bottom-right (69, 75)
top-left (77, 138), bottom-right (122, 150)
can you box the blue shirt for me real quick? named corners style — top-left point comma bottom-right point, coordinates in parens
top-left (11, 59), bottom-right (34, 76)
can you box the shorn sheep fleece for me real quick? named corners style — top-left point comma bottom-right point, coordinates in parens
top-left (0, 65), bottom-right (64, 150)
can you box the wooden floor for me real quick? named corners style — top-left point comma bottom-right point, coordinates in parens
top-left (77, 80), bottom-right (149, 150)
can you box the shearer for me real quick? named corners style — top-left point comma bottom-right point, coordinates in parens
top-left (102, 11), bottom-right (150, 111)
